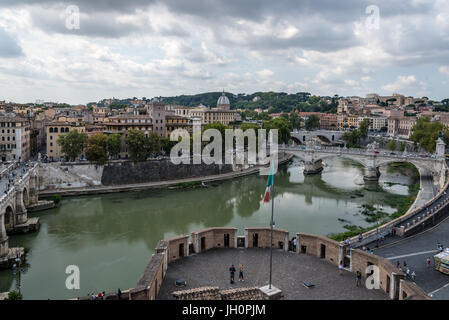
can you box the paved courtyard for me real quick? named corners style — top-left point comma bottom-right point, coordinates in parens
top-left (157, 248), bottom-right (388, 300)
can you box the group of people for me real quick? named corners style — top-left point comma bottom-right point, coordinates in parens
top-left (396, 261), bottom-right (416, 281)
top-left (89, 291), bottom-right (107, 300)
top-left (86, 288), bottom-right (122, 300)
top-left (229, 264), bottom-right (244, 284)
top-left (1, 161), bottom-right (32, 195)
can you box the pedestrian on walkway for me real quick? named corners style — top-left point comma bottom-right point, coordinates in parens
top-left (356, 271), bottom-right (362, 287)
top-left (339, 261), bottom-right (344, 275)
top-left (411, 271), bottom-right (416, 281)
top-left (397, 261), bottom-right (401, 270)
top-left (427, 257), bottom-right (431, 268)
top-left (238, 264), bottom-right (244, 282)
top-left (117, 288), bottom-right (122, 300)
top-left (229, 264), bottom-right (236, 284)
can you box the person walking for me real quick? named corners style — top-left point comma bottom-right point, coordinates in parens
top-left (229, 264), bottom-right (236, 284)
top-left (356, 271), bottom-right (362, 287)
top-left (117, 288), bottom-right (122, 300)
top-left (426, 257), bottom-right (431, 268)
top-left (339, 261), bottom-right (344, 275)
top-left (238, 264), bottom-right (244, 282)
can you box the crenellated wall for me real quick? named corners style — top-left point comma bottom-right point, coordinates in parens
top-left (297, 233), bottom-right (347, 266)
top-left (74, 227), bottom-right (429, 301)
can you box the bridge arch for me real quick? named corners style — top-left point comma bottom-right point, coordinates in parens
top-left (314, 154), bottom-right (369, 168)
top-left (290, 136), bottom-right (303, 145)
top-left (4, 206), bottom-right (14, 232)
top-left (22, 187), bottom-right (29, 207)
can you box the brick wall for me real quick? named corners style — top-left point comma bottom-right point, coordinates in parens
top-left (351, 249), bottom-right (404, 299)
top-left (297, 233), bottom-right (345, 266)
top-left (166, 235), bottom-right (189, 263)
top-left (399, 279), bottom-right (431, 300)
top-left (245, 228), bottom-right (289, 250)
top-left (192, 227), bottom-right (238, 253)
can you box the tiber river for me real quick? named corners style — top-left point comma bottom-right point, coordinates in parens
top-left (0, 157), bottom-right (418, 300)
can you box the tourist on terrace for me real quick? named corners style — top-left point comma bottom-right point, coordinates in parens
top-left (229, 265), bottom-right (236, 284)
top-left (355, 271), bottom-right (362, 287)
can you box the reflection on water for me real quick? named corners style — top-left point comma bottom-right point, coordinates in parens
top-left (0, 157), bottom-right (417, 299)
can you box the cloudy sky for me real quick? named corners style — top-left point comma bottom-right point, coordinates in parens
top-left (0, 0), bottom-right (448, 104)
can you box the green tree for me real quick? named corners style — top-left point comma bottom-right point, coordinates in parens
top-left (147, 131), bottom-right (161, 156)
top-left (400, 142), bottom-right (406, 152)
top-left (387, 139), bottom-right (397, 151)
top-left (57, 130), bottom-right (87, 161)
top-left (289, 111), bottom-right (301, 130)
top-left (358, 119), bottom-right (370, 139)
top-left (305, 115), bottom-right (320, 131)
top-left (160, 137), bottom-right (178, 155)
top-left (262, 117), bottom-right (292, 144)
top-left (107, 133), bottom-right (122, 159)
top-left (86, 133), bottom-right (108, 165)
top-left (342, 130), bottom-right (361, 148)
top-left (410, 117), bottom-right (448, 153)
top-left (126, 129), bottom-right (148, 162)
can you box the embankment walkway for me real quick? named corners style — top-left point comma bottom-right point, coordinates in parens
top-left (39, 154), bottom-right (293, 197)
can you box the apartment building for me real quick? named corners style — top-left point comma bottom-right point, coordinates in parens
top-left (0, 114), bottom-right (31, 162)
top-left (46, 121), bottom-right (85, 161)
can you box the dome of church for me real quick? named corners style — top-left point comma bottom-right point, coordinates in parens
top-left (217, 90), bottom-right (230, 106)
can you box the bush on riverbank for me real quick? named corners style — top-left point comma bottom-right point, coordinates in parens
top-left (170, 181), bottom-right (203, 189)
top-left (51, 194), bottom-right (61, 205)
top-left (7, 291), bottom-right (22, 300)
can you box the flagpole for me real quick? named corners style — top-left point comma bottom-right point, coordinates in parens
top-left (269, 162), bottom-right (274, 290)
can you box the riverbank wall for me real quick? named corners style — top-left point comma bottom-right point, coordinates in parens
top-left (38, 153), bottom-right (292, 197)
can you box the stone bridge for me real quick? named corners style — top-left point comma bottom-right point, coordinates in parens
top-left (0, 162), bottom-right (41, 268)
top-left (278, 140), bottom-right (447, 186)
top-left (290, 130), bottom-right (345, 145)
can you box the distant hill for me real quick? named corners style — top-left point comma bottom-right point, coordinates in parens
top-left (160, 91), bottom-right (337, 114)
top-left (90, 91), bottom-right (338, 114)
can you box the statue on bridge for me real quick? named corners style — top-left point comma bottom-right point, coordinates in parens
top-left (366, 141), bottom-right (379, 151)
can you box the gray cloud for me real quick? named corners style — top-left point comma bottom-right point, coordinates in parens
top-left (0, 27), bottom-right (23, 58)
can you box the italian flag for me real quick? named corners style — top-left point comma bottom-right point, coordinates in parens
top-left (263, 161), bottom-right (274, 203)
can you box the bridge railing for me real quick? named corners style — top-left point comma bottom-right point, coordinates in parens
top-left (0, 161), bottom-right (17, 177)
top-left (279, 145), bottom-right (437, 161)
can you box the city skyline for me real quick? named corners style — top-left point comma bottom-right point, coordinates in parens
top-left (0, 0), bottom-right (448, 104)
